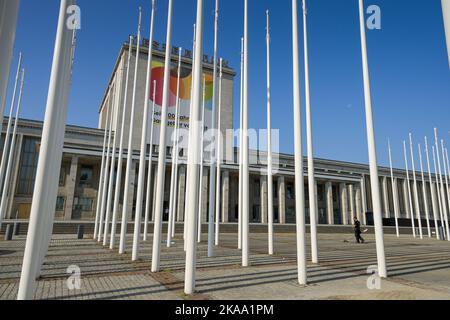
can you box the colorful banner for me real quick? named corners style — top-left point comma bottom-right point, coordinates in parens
top-left (148, 60), bottom-right (213, 146)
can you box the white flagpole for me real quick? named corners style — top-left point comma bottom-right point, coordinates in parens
top-left (440, 140), bottom-right (450, 239)
top-left (358, 0), bottom-right (386, 278)
top-left (238, 37), bottom-right (244, 251)
top-left (94, 92), bottom-right (111, 240)
top-left (0, 0), bottom-right (20, 136)
top-left (110, 36), bottom-right (133, 249)
top-left (434, 128), bottom-right (449, 239)
top-left (184, 23), bottom-right (197, 250)
top-left (185, 0), bottom-right (204, 295)
top-left (404, 140), bottom-right (416, 238)
top-left (292, 0), bottom-right (307, 283)
top-left (302, 0), bottom-right (318, 263)
top-left (214, 60), bottom-right (223, 245)
top-left (207, 0), bottom-right (219, 258)
top-left (425, 137), bottom-right (440, 240)
top-left (97, 85), bottom-right (116, 241)
top-left (168, 47), bottom-right (182, 248)
top-left (198, 75), bottom-right (206, 244)
top-left (103, 68), bottom-right (124, 246)
top-left (143, 80), bottom-right (157, 241)
top-left (132, 0), bottom-right (156, 260)
top-left (409, 134), bottom-right (423, 239)
top-left (242, 0), bottom-right (250, 268)
top-left (17, 0), bottom-right (76, 300)
top-left (215, 60), bottom-right (223, 246)
top-left (418, 143), bottom-right (431, 238)
top-left (0, 68), bottom-right (24, 225)
top-left (444, 148), bottom-right (450, 235)
top-left (388, 139), bottom-right (400, 238)
top-left (266, 10), bottom-right (274, 256)
top-left (432, 145), bottom-right (446, 238)
top-left (0, 52), bottom-right (22, 194)
top-left (170, 96), bottom-right (181, 238)
top-left (151, 0), bottom-right (174, 272)
top-left (119, 8), bottom-right (142, 254)
top-left (442, 0), bottom-right (450, 68)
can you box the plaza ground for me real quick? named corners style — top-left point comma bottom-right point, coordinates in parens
top-left (1, 228), bottom-right (450, 300)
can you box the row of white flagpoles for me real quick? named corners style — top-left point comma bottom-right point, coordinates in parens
top-left (389, 131), bottom-right (450, 241)
top-left (0, 0), bottom-right (449, 299)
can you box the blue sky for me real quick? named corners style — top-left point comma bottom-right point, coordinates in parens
top-left (5, 0), bottom-right (450, 169)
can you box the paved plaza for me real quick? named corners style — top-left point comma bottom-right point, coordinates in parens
top-left (1, 229), bottom-right (450, 300)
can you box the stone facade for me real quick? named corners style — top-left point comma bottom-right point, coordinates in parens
top-left (1, 119), bottom-right (443, 227)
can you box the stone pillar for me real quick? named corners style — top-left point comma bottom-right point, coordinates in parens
top-left (402, 179), bottom-right (411, 219)
top-left (229, 175), bottom-right (238, 222)
top-left (64, 155), bottom-right (79, 221)
top-left (278, 176), bottom-right (286, 224)
top-left (177, 165), bottom-right (186, 222)
top-left (355, 184), bottom-right (362, 221)
top-left (326, 182), bottom-right (334, 225)
top-left (260, 175), bottom-right (268, 224)
top-left (314, 181), bottom-right (319, 223)
top-left (393, 178), bottom-right (400, 220)
top-left (222, 170), bottom-right (230, 223)
top-left (6, 134), bottom-right (23, 219)
top-left (382, 176), bottom-right (390, 218)
top-left (201, 168), bottom-right (209, 223)
top-left (339, 183), bottom-right (348, 225)
top-left (360, 177), bottom-right (368, 225)
top-left (348, 184), bottom-right (355, 222)
top-left (127, 160), bottom-right (137, 222)
top-left (152, 165), bottom-right (158, 222)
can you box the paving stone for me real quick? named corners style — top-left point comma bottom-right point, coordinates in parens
top-left (1, 233), bottom-right (449, 300)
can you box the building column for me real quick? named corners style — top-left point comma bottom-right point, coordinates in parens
top-left (260, 175), bottom-right (268, 224)
top-left (326, 182), bottom-right (334, 225)
top-left (221, 170), bottom-right (230, 223)
top-left (6, 134), bottom-right (23, 219)
top-left (229, 175), bottom-right (238, 222)
top-left (314, 181), bottom-right (319, 223)
top-left (348, 184), bottom-right (355, 222)
top-left (402, 179), bottom-right (411, 219)
top-left (340, 183), bottom-right (348, 225)
top-left (393, 178), bottom-right (400, 220)
top-left (360, 176), bottom-right (368, 225)
top-left (64, 155), bottom-right (79, 221)
top-left (382, 176), bottom-right (390, 218)
top-left (201, 167), bottom-right (209, 223)
top-left (177, 165), bottom-right (186, 222)
top-left (278, 176), bottom-right (286, 224)
top-left (355, 184), bottom-right (362, 221)
top-left (127, 160), bottom-right (137, 222)
top-left (152, 165), bottom-right (158, 222)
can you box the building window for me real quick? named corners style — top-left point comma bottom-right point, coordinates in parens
top-left (273, 181), bottom-right (278, 199)
top-left (73, 197), bottom-right (94, 212)
top-left (254, 180), bottom-right (260, 198)
top-left (317, 184), bottom-right (325, 202)
top-left (59, 167), bottom-right (66, 186)
top-left (56, 196), bottom-right (65, 211)
top-left (79, 166), bottom-right (93, 187)
top-left (17, 138), bottom-right (40, 195)
top-left (286, 183), bottom-right (294, 200)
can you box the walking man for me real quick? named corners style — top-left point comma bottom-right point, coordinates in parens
top-left (354, 217), bottom-right (365, 244)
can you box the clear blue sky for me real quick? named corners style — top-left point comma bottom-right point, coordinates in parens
top-left (5, 0), bottom-right (450, 170)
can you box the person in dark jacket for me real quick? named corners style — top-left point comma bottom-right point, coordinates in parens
top-left (353, 217), bottom-right (365, 244)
